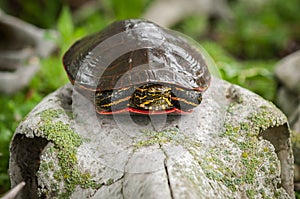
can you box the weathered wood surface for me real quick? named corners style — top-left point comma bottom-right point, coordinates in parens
top-left (9, 77), bottom-right (294, 199)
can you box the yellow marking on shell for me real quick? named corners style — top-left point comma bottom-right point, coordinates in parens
top-left (100, 96), bottom-right (131, 107)
top-left (96, 87), bottom-right (131, 102)
top-left (136, 95), bottom-right (173, 110)
top-left (135, 85), bottom-right (172, 93)
top-left (118, 86), bottom-right (132, 91)
top-left (96, 93), bottom-right (111, 101)
top-left (148, 87), bottom-right (171, 93)
top-left (133, 95), bottom-right (148, 100)
top-left (164, 98), bottom-right (173, 106)
top-left (171, 97), bottom-right (198, 107)
top-left (135, 87), bottom-right (149, 92)
top-left (174, 87), bottom-right (185, 91)
top-left (140, 98), bottom-right (158, 105)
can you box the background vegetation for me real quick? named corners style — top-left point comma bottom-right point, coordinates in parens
top-left (0, 0), bottom-right (299, 197)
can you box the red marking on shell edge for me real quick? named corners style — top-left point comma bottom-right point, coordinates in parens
top-left (96, 107), bottom-right (192, 115)
top-left (97, 109), bottom-right (127, 115)
top-left (127, 107), bottom-right (176, 115)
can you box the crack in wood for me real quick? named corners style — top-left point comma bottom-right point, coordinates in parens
top-left (164, 159), bottom-right (174, 199)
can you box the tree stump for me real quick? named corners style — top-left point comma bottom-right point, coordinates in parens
top-left (9, 77), bottom-right (294, 199)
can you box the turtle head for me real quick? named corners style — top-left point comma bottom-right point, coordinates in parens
top-left (130, 84), bottom-right (174, 111)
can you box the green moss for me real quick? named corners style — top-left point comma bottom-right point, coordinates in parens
top-left (199, 147), bottom-right (240, 193)
top-left (199, 105), bottom-right (285, 197)
top-left (106, 178), bottom-right (114, 185)
top-left (246, 189), bottom-right (256, 199)
top-left (38, 109), bottom-right (102, 198)
top-left (133, 127), bottom-right (183, 149)
top-left (249, 105), bottom-right (286, 130)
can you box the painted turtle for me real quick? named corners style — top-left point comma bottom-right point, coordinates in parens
top-left (63, 19), bottom-right (211, 114)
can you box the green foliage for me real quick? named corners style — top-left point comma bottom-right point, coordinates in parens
top-left (173, 15), bottom-right (208, 39)
top-left (215, 0), bottom-right (300, 59)
top-left (57, 6), bottom-right (74, 50)
top-left (0, 0), bottom-right (62, 28)
top-left (272, 0), bottom-right (300, 24)
top-left (108, 0), bottom-right (147, 19)
top-left (296, 191), bottom-right (300, 199)
top-left (202, 42), bottom-right (277, 100)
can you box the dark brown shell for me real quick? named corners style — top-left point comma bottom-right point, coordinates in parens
top-left (63, 19), bottom-right (211, 92)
